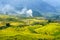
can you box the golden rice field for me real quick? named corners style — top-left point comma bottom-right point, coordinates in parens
top-left (0, 15), bottom-right (60, 40)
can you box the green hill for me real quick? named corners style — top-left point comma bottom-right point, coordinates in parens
top-left (0, 14), bottom-right (60, 40)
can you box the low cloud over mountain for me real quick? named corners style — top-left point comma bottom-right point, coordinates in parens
top-left (0, 0), bottom-right (59, 17)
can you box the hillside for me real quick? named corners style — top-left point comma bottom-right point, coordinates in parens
top-left (0, 15), bottom-right (60, 40)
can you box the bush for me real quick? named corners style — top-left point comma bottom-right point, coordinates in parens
top-left (6, 23), bottom-right (10, 27)
top-left (0, 23), bottom-right (11, 30)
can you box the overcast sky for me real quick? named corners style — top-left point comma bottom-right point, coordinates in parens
top-left (0, 0), bottom-right (60, 7)
top-left (43, 0), bottom-right (60, 7)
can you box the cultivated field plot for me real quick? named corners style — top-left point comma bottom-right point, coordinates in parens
top-left (0, 15), bottom-right (60, 40)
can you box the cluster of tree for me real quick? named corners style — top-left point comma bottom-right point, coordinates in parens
top-left (0, 23), bottom-right (10, 30)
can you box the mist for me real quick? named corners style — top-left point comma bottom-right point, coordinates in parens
top-left (0, 4), bottom-right (33, 17)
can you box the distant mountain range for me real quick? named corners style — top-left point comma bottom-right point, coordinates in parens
top-left (0, 0), bottom-right (60, 17)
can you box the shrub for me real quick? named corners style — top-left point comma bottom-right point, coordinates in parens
top-left (6, 23), bottom-right (10, 27)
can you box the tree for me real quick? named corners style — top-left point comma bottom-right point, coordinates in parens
top-left (6, 22), bottom-right (10, 27)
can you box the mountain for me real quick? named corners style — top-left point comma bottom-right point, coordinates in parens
top-left (14, 0), bottom-right (56, 12)
top-left (0, 0), bottom-right (58, 17)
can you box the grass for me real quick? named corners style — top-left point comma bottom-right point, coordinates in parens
top-left (0, 14), bottom-right (60, 40)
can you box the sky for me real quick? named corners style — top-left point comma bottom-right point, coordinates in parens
top-left (0, 0), bottom-right (60, 16)
top-left (43, 0), bottom-right (60, 7)
top-left (0, 0), bottom-right (60, 7)
top-left (0, 0), bottom-right (60, 12)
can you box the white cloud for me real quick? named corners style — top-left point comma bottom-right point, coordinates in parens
top-left (26, 9), bottom-right (33, 17)
top-left (1, 4), bottom-right (16, 14)
top-left (17, 8), bottom-right (33, 17)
